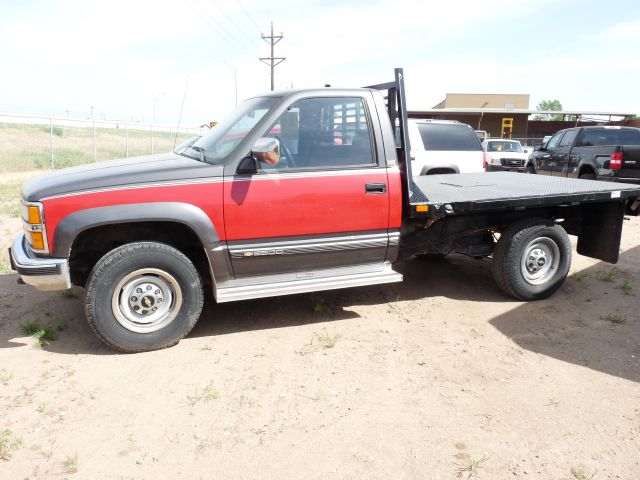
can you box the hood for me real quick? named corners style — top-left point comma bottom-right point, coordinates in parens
top-left (22, 152), bottom-right (224, 201)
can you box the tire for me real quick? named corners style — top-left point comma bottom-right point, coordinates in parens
top-left (525, 164), bottom-right (536, 174)
top-left (579, 172), bottom-right (596, 180)
top-left (492, 218), bottom-right (571, 300)
top-left (85, 242), bottom-right (204, 352)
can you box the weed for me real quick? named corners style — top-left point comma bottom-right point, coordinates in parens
top-left (58, 289), bottom-right (78, 299)
top-left (545, 398), bottom-right (560, 407)
top-left (37, 402), bottom-right (47, 414)
top-left (570, 463), bottom-right (597, 480)
top-left (63, 453), bottom-right (79, 474)
top-left (310, 293), bottom-right (328, 313)
top-left (571, 271), bottom-right (588, 281)
top-left (595, 269), bottom-right (615, 282)
top-left (21, 322), bottom-right (57, 347)
top-left (0, 368), bottom-right (12, 384)
top-left (0, 429), bottom-right (23, 460)
top-left (314, 328), bottom-right (341, 348)
top-left (0, 263), bottom-right (13, 274)
top-left (457, 454), bottom-right (488, 479)
top-left (600, 314), bottom-right (626, 325)
top-left (187, 382), bottom-right (219, 406)
top-left (620, 280), bottom-right (632, 295)
top-left (417, 361), bottom-right (427, 367)
top-left (56, 320), bottom-right (69, 332)
top-left (43, 439), bottom-right (56, 460)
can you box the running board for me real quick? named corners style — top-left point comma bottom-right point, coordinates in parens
top-left (215, 262), bottom-right (402, 303)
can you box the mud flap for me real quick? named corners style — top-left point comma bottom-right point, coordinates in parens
top-left (577, 201), bottom-right (625, 263)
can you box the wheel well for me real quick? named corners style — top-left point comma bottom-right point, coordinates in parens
top-left (579, 164), bottom-right (596, 176)
top-left (425, 167), bottom-right (456, 175)
top-left (69, 222), bottom-right (212, 288)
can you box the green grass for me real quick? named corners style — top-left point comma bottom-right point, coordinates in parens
top-left (57, 289), bottom-right (78, 299)
top-left (187, 381), bottom-right (219, 407)
top-left (0, 368), bottom-right (13, 384)
top-left (600, 314), bottom-right (626, 325)
top-left (0, 429), bottom-right (23, 460)
top-left (620, 280), bottom-right (632, 295)
top-left (457, 454), bottom-right (488, 479)
top-left (0, 181), bottom-right (22, 217)
top-left (63, 453), bottom-right (79, 474)
top-left (595, 269), bottom-right (616, 282)
top-left (0, 121), bottom-right (193, 172)
top-left (314, 328), bottom-right (341, 348)
top-left (21, 322), bottom-right (57, 347)
top-left (570, 464), bottom-right (597, 480)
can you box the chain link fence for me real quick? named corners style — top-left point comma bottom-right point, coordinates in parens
top-left (0, 114), bottom-right (207, 172)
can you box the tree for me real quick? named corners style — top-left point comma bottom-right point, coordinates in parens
top-left (534, 99), bottom-right (564, 121)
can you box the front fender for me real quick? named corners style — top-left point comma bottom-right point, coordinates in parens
top-left (52, 202), bottom-right (232, 286)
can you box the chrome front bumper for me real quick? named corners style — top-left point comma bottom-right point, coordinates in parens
top-left (9, 233), bottom-right (71, 291)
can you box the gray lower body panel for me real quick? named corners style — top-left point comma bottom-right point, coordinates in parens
top-left (216, 261), bottom-right (402, 303)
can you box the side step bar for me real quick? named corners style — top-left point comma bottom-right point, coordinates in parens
top-left (215, 262), bottom-right (402, 303)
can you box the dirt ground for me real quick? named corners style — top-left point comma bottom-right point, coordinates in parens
top-left (0, 186), bottom-right (639, 479)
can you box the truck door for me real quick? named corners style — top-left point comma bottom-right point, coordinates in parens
top-left (536, 131), bottom-right (564, 175)
top-left (554, 129), bottom-right (578, 177)
top-left (223, 95), bottom-right (393, 278)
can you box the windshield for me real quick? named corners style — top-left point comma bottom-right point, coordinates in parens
top-left (183, 97), bottom-right (276, 164)
top-left (487, 141), bottom-right (523, 153)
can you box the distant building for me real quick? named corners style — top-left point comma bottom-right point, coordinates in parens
top-left (409, 93), bottom-right (636, 144)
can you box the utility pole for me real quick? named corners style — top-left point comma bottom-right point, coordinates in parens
top-left (260, 22), bottom-right (285, 91)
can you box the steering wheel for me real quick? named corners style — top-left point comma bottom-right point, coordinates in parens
top-left (278, 139), bottom-right (296, 168)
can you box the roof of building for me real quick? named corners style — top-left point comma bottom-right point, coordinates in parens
top-left (409, 108), bottom-right (636, 118)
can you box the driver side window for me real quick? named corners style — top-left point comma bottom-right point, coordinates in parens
top-left (261, 97), bottom-right (376, 171)
top-left (546, 132), bottom-right (564, 151)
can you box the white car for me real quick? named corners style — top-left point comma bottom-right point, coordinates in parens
top-left (407, 119), bottom-right (485, 175)
top-left (482, 139), bottom-right (528, 172)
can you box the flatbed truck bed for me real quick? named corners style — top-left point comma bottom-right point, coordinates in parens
top-left (409, 172), bottom-right (640, 219)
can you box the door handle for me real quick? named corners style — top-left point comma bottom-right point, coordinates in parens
top-left (365, 183), bottom-right (386, 194)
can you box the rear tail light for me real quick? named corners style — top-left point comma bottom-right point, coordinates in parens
top-left (610, 151), bottom-right (622, 169)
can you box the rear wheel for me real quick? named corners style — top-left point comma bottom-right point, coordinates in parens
top-left (579, 172), bottom-right (596, 180)
top-left (85, 242), bottom-right (204, 352)
top-left (492, 219), bottom-right (571, 300)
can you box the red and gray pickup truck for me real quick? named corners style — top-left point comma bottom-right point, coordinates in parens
top-left (10, 69), bottom-right (640, 352)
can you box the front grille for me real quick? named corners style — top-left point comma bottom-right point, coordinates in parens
top-left (501, 158), bottom-right (525, 167)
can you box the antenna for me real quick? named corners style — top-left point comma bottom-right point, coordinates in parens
top-left (173, 75), bottom-right (190, 149)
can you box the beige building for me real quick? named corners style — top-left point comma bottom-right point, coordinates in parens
top-left (433, 93), bottom-right (530, 110)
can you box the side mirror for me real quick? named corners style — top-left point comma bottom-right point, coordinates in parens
top-left (252, 137), bottom-right (280, 165)
top-left (237, 156), bottom-right (258, 174)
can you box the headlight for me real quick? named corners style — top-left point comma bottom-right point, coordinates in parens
top-left (21, 201), bottom-right (49, 253)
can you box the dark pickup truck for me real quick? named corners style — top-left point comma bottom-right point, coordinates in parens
top-left (9, 69), bottom-right (640, 352)
top-left (526, 126), bottom-right (640, 183)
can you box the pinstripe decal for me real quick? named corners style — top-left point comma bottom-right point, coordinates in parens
top-left (41, 167), bottom-right (401, 200)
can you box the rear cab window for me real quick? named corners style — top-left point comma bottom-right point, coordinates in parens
top-left (416, 124), bottom-right (481, 151)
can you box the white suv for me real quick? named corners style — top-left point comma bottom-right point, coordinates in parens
top-left (407, 119), bottom-right (485, 176)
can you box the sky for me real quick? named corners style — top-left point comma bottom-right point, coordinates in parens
top-left (1, 0), bottom-right (639, 126)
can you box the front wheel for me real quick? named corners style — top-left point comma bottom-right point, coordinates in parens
top-left (85, 242), bottom-right (204, 352)
top-left (492, 219), bottom-right (571, 300)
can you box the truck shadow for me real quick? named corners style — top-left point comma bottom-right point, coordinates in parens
top-left (489, 245), bottom-right (640, 384)
top-left (1, 247), bottom-right (638, 384)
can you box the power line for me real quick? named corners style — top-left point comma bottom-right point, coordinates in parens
top-left (260, 22), bottom-right (285, 91)
top-left (188, 0), bottom-right (257, 58)
top-left (234, 0), bottom-right (262, 34)
top-left (207, 0), bottom-right (261, 49)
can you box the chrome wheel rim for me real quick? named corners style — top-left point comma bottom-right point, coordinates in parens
top-left (111, 268), bottom-right (182, 333)
top-left (520, 237), bottom-right (560, 285)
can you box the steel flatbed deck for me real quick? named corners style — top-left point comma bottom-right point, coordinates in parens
top-left (409, 172), bottom-right (640, 219)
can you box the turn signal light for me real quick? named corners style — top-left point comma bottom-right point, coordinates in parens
top-left (28, 205), bottom-right (42, 224)
top-left (416, 205), bottom-right (429, 213)
top-left (610, 151), bottom-right (622, 170)
top-left (30, 231), bottom-right (45, 250)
